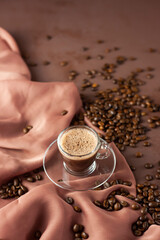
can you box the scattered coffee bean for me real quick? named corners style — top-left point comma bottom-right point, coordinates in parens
top-left (35, 174), bottom-right (42, 181)
top-left (149, 48), bottom-right (156, 53)
top-left (61, 110), bottom-right (68, 116)
top-left (144, 163), bottom-right (153, 169)
top-left (73, 224), bottom-right (84, 233)
top-left (143, 141), bottom-right (151, 147)
top-left (146, 74), bottom-right (153, 79)
top-left (28, 62), bottom-right (37, 67)
top-left (136, 152), bottom-right (143, 158)
top-left (130, 165), bottom-right (136, 171)
top-left (97, 40), bottom-right (104, 44)
top-left (46, 35), bottom-right (52, 40)
top-left (82, 47), bottom-right (89, 51)
top-left (73, 206), bottom-right (82, 213)
top-left (43, 60), bottom-right (50, 66)
top-left (26, 177), bottom-right (35, 182)
top-left (145, 175), bottom-right (153, 181)
top-left (65, 197), bottom-right (74, 205)
top-left (60, 61), bottom-right (68, 67)
top-left (155, 173), bottom-right (160, 179)
top-left (114, 202), bottom-right (121, 211)
top-left (23, 125), bottom-right (33, 134)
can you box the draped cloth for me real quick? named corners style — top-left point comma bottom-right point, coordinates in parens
top-left (0, 28), bottom-right (159, 240)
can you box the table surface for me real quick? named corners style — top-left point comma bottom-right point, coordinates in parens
top-left (0, 0), bottom-right (160, 184)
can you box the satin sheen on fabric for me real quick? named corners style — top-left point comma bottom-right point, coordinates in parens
top-left (0, 28), bottom-right (159, 240)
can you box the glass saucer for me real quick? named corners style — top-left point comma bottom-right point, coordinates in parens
top-left (43, 138), bottom-right (116, 191)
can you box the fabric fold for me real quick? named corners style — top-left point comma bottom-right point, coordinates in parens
top-left (0, 27), bottom-right (159, 240)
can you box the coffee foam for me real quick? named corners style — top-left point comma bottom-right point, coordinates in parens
top-left (60, 128), bottom-right (98, 159)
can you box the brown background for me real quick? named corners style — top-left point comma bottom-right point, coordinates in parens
top-left (0, 0), bottom-right (160, 184)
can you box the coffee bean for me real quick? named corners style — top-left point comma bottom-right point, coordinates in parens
top-left (130, 165), bottom-right (136, 171)
top-left (94, 200), bottom-right (102, 208)
top-left (26, 177), bottom-right (35, 182)
top-left (134, 230), bottom-right (142, 236)
top-left (0, 189), bottom-right (5, 194)
top-left (120, 200), bottom-right (129, 207)
top-left (73, 206), bottom-right (82, 213)
top-left (0, 193), bottom-right (8, 199)
top-left (18, 189), bottom-right (24, 196)
top-left (20, 185), bottom-right (28, 193)
top-left (140, 207), bottom-right (148, 215)
top-left (65, 197), bottom-right (74, 205)
top-left (155, 173), bottom-right (160, 179)
top-left (82, 47), bottom-right (89, 51)
top-left (59, 61), bottom-right (68, 67)
top-left (81, 232), bottom-right (89, 239)
top-left (114, 202), bottom-right (121, 211)
top-left (34, 230), bottom-right (41, 239)
top-left (145, 175), bottom-right (153, 181)
top-left (74, 238), bottom-right (81, 240)
top-left (123, 181), bottom-right (132, 186)
top-left (97, 40), bottom-right (104, 44)
top-left (143, 141), bottom-right (151, 147)
top-left (148, 202), bottom-right (158, 208)
top-left (43, 60), bottom-right (50, 66)
top-left (13, 178), bottom-right (19, 186)
top-left (75, 233), bottom-right (81, 238)
top-left (144, 163), bottom-right (153, 169)
top-left (108, 197), bottom-right (116, 206)
top-left (61, 110), bottom-right (68, 116)
top-left (73, 224), bottom-right (83, 233)
top-left (148, 219), bottom-right (154, 225)
top-left (131, 204), bottom-right (140, 210)
top-left (146, 74), bottom-right (153, 79)
top-left (46, 35), bottom-right (52, 40)
top-left (35, 174), bottom-right (42, 181)
top-left (136, 152), bottom-right (143, 158)
top-left (127, 195), bottom-right (135, 200)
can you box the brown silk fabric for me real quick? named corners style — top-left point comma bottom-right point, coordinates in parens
top-left (0, 28), bottom-right (159, 240)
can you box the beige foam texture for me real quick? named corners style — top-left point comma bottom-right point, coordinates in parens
top-left (60, 128), bottom-right (98, 156)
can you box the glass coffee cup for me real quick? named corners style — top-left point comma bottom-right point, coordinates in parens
top-left (57, 125), bottom-right (110, 176)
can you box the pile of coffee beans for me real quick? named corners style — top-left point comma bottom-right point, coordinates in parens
top-left (72, 223), bottom-right (89, 239)
top-left (70, 53), bottom-right (160, 152)
top-left (0, 177), bottom-right (28, 199)
top-left (0, 167), bottom-right (43, 200)
top-left (93, 178), bottom-right (160, 236)
top-left (135, 182), bottom-right (160, 225)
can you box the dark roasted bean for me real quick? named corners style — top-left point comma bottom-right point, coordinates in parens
top-left (61, 110), bottom-right (68, 116)
top-left (145, 175), bottom-right (153, 181)
top-left (120, 200), bottom-right (129, 207)
top-left (35, 174), bottom-right (43, 181)
top-left (114, 202), bottom-right (121, 211)
top-left (144, 163), bottom-right (153, 169)
top-left (26, 177), bottom-right (35, 182)
top-left (131, 204), bottom-right (140, 210)
top-left (73, 206), bottom-right (82, 213)
top-left (81, 232), bottom-right (89, 239)
top-left (65, 197), bottom-right (74, 205)
top-left (136, 152), bottom-right (143, 158)
top-left (73, 224), bottom-right (83, 233)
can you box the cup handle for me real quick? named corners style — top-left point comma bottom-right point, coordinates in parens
top-left (96, 140), bottom-right (110, 160)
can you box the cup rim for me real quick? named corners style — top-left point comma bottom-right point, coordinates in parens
top-left (57, 125), bottom-right (101, 158)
